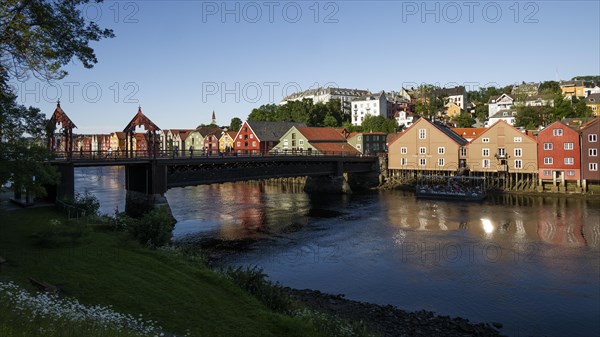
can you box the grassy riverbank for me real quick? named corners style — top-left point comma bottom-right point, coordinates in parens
top-left (0, 207), bottom-right (352, 337)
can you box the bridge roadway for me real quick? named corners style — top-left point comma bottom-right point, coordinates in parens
top-left (51, 153), bottom-right (379, 197)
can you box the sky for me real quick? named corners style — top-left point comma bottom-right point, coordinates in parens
top-left (8, 0), bottom-right (600, 134)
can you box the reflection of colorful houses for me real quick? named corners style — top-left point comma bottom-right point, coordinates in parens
top-left (537, 201), bottom-right (586, 247)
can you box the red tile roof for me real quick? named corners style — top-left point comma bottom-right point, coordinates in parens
top-left (311, 142), bottom-right (361, 155)
top-left (298, 127), bottom-right (347, 141)
top-left (450, 127), bottom-right (486, 139)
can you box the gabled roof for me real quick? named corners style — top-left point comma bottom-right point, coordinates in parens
top-left (436, 86), bottom-right (465, 97)
top-left (124, 107), bottom-right (160, 133)
top-left (311, 142), bottom-right (361, 155)
top-left (50, 102), bottom-right (77, 129)
top-left (226, 131), bottom-right (237, 138)
top-left (297, 127), bottom-right (347, 142)
top-left (489, 109), bottom-right (517, 119)
top-left (470, 120), bottom-right (536, 142)
top-left (488, 93), bottom-right (514, 104)
top-left (388, 118), bottom-right (467, 147)
top-left (585, 93), bottom-right (600, 104)
top-left (538, 120), bottom-right (580, 134)
top-left (195, 126), bottom-right (221, 137)
top-left (579, 117), bottom-right (599, 131)
top-left (246, 121), bottom-right (306, 142)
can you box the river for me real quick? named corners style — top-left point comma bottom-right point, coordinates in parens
top-left (75, 166), bottom-right (600, 337)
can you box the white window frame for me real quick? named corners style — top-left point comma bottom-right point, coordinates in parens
top-left (419, 129), bottom-right (426, 139)
top-left (564, 142), bottom-right (574, 150)
top-left (482, 148), bottom-right (490, 157)
top-left (544, 157), bottom-right (553, 164)
top-left (438, 147), bottom-right (445, 154)
top-left (400, 147), bottom-right (407, 154)
top-left (544, 143), bottom-right (553, 150)
top-left (590, 148), bottom-right (598, 156)
top-left (564, 157), bottom-right (574, 165)
top-left (482, 138), bottom-right (490, 143)
top-left (419, 158), bottom-right (426, 166)
top-left (401, 158), bottom-right (407, 166)
top-left (589, 134), bottom-right (597, 142)
top-left (543, 170), bottom-right (551, 176)
top-left (514, 137), bottom-right (522, 142)
top-left (482, 159), bottom-right (490, 169)
top-left (438, 158), bottom-right (445, 167)
top-left (514, 148), bottom-right (522, 157)
top-left (419, 147), bottom-right (427, 154)
top-left (514, 159), bottom-right (523, 169)
top-left (590, 163), bottom-right (598, 171)
top-left (553, 129), bottom-right (563, 136)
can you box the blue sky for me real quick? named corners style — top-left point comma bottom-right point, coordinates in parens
top-left (9, 0), bottom-right (600, 134)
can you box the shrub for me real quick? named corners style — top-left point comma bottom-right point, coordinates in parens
top-left (223, 266), bottom-right (294, 314)
top-left (31, 219), bottom-right (88, 248)
top-left (61, 192), bottom-right (100, 217)
top-left (127, 207), bottom-right (175, 248)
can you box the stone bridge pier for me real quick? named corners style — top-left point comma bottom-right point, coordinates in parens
top-left (124, 163), bottom-right (173, 218)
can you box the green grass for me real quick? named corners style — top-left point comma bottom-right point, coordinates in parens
top-left (0, 208), bottom-right (335, 337)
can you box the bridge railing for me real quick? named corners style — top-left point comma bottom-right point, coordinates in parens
top-left (51, 148), bottom-right (383, 161)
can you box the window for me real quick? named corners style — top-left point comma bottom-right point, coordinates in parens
top-left (482, 148), bottom-right (490, 157)
top-left (237, 141), bottom-right (241, 147)
top-left (514, 160), bottom-right (523, 169)
top-left (498, 148), bottom-right (506, 156)
top-left (357, 144), bottom-right (361, 149)
top-left (401, 158), bottom-right (407, 166)
top-left (482, 138), bottom-right (490, 143)
top-left (284, 140), bottom-right (288, 146)
top-left (357, 135), bottom-right (362, 141)
top-left (419, 158), bottom-right (426, 166)
top-left (543, 143), bottom-right (553, 150)
top-left (553, 129), bottom-right (563, 136)
top-left (460, 147), bottom-right (467, 157)
top-left (591, 163), bottom-right (598, 171)
top-left (514, 137), bottom-right (522, 142)
top-left (567, 171), bottom-right (575, 176)
top-left (590, 148), bottom-right (598, 156)
top-left (590, 134), bottom-right (598, 142)
top-left (400, 147), bottom-right (407, 154)
top-left (514, 148), bottom-right (522, 157)
top-left (249, 134), bottom-right (253, 139)
top-left (438, 147), bottom-right (445, 154)
top-left (543, 170), bottom-right (551, 176)
top-left (419, 129), bottom-right (426, 139)
top-left (419, 147), bottom-right (427, 154)
top-left (482, 159), bottom-right (490, 168)
top-left (299, 140), bottom-right (304, 146)
top-left (438, 158), bottom-right (445, 166)
top-left (564, 142), bottom-right (574, 150)
top-left (544, 157), bottom-right (553, 164)
top-left (564, 157), bottom-right (574, 165)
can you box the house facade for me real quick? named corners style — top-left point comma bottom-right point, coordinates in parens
top-left (351, 92), bottom-right (388, 126)
top-left (280, 87), bottom-right (369, 116)
top-left (347, 132), bottom-right (387, 154)
top-left (445, 102), bottom-right (462, 119)
top-left (110, 132), bottom-right (126, 152)
top-left (585, 93), bottom-right (600, 116)
top-left (203, 129), bottom-right (220, 155)
top-left (439, 86), bottom-right (467, 109)
top-left (488, 93), bottom-right (514, 118)
top-left (466, 120), bottom-right (537, 173)
top-left (580, 118), bottom-right (600, 183)
top-left (537, 121), bottom-right (581, 184)
top-left (219, 131), bottom-right (237, 152)
top-left (388, 118), bottom-right (467, 171)
top-left (235, 121), bottom-right (305, 155)
top-left (270, 126), bottom-right (359, 155)
top-left (560, 80), bottom-right (586, 98)
top-left (394, 110), bottom-right (415, 129)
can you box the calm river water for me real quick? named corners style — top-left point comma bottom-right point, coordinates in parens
top-left (75, 166), bottom-right (600, 337)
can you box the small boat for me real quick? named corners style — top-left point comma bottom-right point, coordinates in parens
top-left (416, 176), bottom-right (487, 201)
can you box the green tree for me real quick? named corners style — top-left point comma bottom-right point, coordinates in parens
top-left (1, 1), bottom-right (114, 197)
top-left (539, 81), bottom-right (561, 97)
top-left (361, 115), bottom-right (398, 133)
top-left (229, 117), bottom-right (242, 131)
top-left (572, 97), bottom-right (593, 118)
top-left (247, 104), bottom-right (278, 121)
top-left (454, 113), bottom-right (476, 128)
top-left (515, 105), bottom-right (544, 129)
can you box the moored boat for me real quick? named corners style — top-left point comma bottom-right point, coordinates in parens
top-left (415, 176), bottom-right (487, 201)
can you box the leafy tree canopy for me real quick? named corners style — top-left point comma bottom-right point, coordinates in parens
top-left (229, 117), bottom-right (242, 131)
top-left (247, 99), bottom-right (344, 127)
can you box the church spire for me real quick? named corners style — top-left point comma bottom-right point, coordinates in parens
top-left (212, 110), bottom-right (217, 125)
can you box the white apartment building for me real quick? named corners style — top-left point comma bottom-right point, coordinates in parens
top-left (351, 91), bottom-right (388, 126)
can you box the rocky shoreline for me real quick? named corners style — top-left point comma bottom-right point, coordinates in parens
top-left (285, 288), bottom-right (506, 337)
